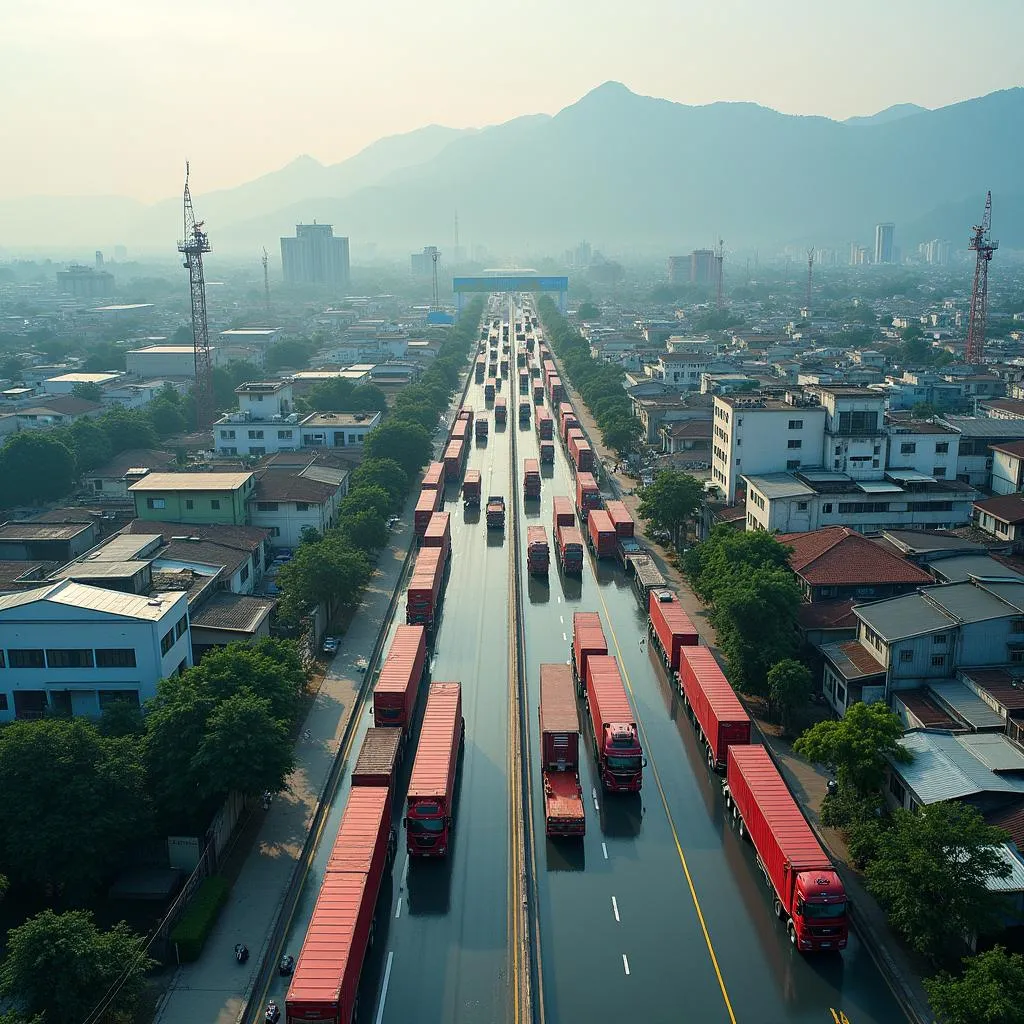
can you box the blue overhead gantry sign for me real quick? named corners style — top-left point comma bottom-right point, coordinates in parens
top-left (453, 275), bottom-right (569, 311)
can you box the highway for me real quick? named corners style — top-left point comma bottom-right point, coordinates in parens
top-left (265, 295), bottom-right (908, 1024)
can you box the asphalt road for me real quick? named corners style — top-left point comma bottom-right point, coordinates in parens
top-left (269, 298), bottom-right (907, 1024)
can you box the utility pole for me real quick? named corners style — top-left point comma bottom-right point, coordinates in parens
top-left (261, 247), bottom-right (270, 317)
top-left (177, 163), bottom-right (214, 430)
top-left (965, 191), bottom-right (998, 366)
top-left (714, 238), bottom-right (724, 309)
top-left (431, 248), bottom-right (441, 310)
top-left (806, 247), bottom-right (815, 313)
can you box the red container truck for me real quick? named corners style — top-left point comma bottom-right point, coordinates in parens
top-left (558, 401), bottom-right (574, 428)
top-left (351, 727), bottom-right (401, 790)
top-left (552, 496), bottom-right (574, 530)
top-left (549, 376), bottom-right (565, 404)
top-left (494, 396), bottom-right (507, 425)
top-left (539, 663), bottom-right (585, 837)
top-left (406, 546), bottom-right (445, 634)
top-left (539, 440), bottom-right (555, 464)
top-left (725, 745), bottom-right (848, 952)
top-left (533, 382), bottom-right (544, 404)
top-left (561, 412), bottom-right (580, 443)
top-left (566, 426), bottom-right (584, 454)
top-left (422, 511), bottom-right (451, 563)
top-left (414, 486), bottom-right (442, 540)
top-left (647, 590), bottom-right (698, 674)
top-left (450, 418), bottom-right (469, 443)
top-left (526, 525), bottom-right (550, 575)
top-left (462, 469), bottom-right (481, 507)
top-left (485, 378), bottom-right (496, 402)
top-left (475, 417), bottom-right (488, 441)
top-left (443, 439), bottom-right (464, 483)
top-left (457, 406), bottom-right (473, 430)
top-left (571, 611), bottom-right (608, 693)
top-left (678, 646), bottom-right (751, 771)
top-left (475, 357), bottom-right (486, 383)
top-left (519, 370), bottom-right (530, 394)
top-left (422, 461), bottom-right (445, 491)
top-left (556, 523), bottom-right (584, 575)
top-left (486, 495), bottom-right (506, 530)
top-left (575, 439), bottom-right (595, 473)
top-left (575, 472), bottom-right (602, 521)
top-left (523, 458), bottom-right (541, 499)
top-left (373, 624), bottom-right (427, 734)
top-left (587, 508), bottom-right (617, 558)
top-left (605, 500), bottom-right (635, 538)
top-left (585, 656), bottom-right (644, 793)
top-left (405, 682), bottom-right (464, 857)
top-left (535, 407), bottom-right (553, 440)
top-left (285, 786), bottom-right (394, 1024)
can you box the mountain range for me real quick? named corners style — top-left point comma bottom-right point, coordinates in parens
top-left (3, 83), bottom-right (1022, 255)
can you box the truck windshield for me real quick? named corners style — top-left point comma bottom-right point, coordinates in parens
top-left (607, 755), bottom-right (642, 772)
top-left (804, 901), bottom-right (847, 919)
top-left (407, 817), bottom-right (445, 834)
top-left (376, 706), bottom-right (400, 720)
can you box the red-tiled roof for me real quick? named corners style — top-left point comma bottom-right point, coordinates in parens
top-left (895, 689), bottom-right (965, 730)
top-left (797, 599), bottom-right (858, 631)
top-left (665, 419), bottom-right (713, 438)
top-left (990, 440), bottom-right (1024, 458)
top-left (974, 494), bottom-right (1024, 525)
top-left (777, 527), bottom-right (934, 587)
top-left (837, 640), bottom-right (886, 677)
top-left (986, 800), bottom-right (1024, 854)
top-left (962, 668), bottom-right (1024, 712)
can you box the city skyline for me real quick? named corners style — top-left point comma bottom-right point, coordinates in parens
top-left (2, 0), bottom-right (1022, 201)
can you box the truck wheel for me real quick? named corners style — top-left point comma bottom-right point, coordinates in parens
top-left (738, 818), bottom-right (745, 839)
top-left (788, 921), bottom-right (797, 946)
top-left (773, 898), bottom-right (784, 920)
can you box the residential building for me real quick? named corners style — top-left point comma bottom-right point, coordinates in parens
top-left (56, 265), bottom-right (114, 298)
top-left (0, 521), bottom-right (101, 562)
top-left (874, 223), bottom-right (896, 265)
top-left (975, 495), bottom-right (1024, 553)
top-left (281, 224), bottom-right (350, 289)
top-left (0, 581), bottom-right (190, 721)
top-left (15, 395), bottom-right (103, 428)
top-left (126, 346), bottom-right (198, 378)
top-left (659, 419), bottom-right (712, 456)
top-left (42, 372), bottom-right (123, 395)
top-left (885, 421), bottom-right (960, 480)
top-left (298, 412), bottom-right (381, 450)
top-left (979, 399), bottom-right (1024, 421)
top-left (217, 328), bottom-right (281, 349)
top-left (86, 449), bottom-right (178, 499)
top-left (129, 473), bottom-right (256, 526)
top-left (941, 416), bottom-right (1024, 488)
top-left (411, 247), bottom-right (440, 277)
top-left (249, 464), bottom-right (349, 548)
top-left (991, 441), bottom-right (1024, 495)
top-left (690, 249), bottom-right (716, 285)
top-left (667, 256), bottom-right (688, 286)
top-left (648, 353), bottom-right (712, 390)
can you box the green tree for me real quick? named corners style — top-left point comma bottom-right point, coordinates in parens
top-left (637, 470), bottom-right (703, 548)
top-left (901, 322), bottom-right (924, 343)
top-left (363, 420), bottom-right (432, 478)
top-left (147, 399), bottom-right (186, 436)
top-left (100, 407), bottom-right (158, 453)
top-left (577, 301), bottom-right (601, 320)
top-left (601, 415), bottom-right (643, 459)
top-left (62, 418), bottom-right (112, 472)
top-left (868, 803), bottom-right (1011, 961)
top-left (0, 432), bottom-right (76, 506)
top-left (98, 699), bottom-right (146, 738)
top-left (766, 658), bottom-right (812, 734)
top-left (277, 537), bottom-right (372, 619)
top-left (192, 690), bottom-right (294, 799)
top-left (299, 525), bottom-right (321, 545)
top-left (340, 509), bottom-right (389, 553)
top-left (350, 458), bottom-right (409, 511)
top-left (339, 484), bottom-right (391, 521)
top-left (303, 377), bottom-right (355, 411)
top-left (794, 700), bottom-right (912, 798)
top-left (81, 341), bottom-right (127, 372)
top-left (0, 909), bottom-right (154, 1024)
top-left (388, 399), bottom-right (438, 432)
top-left (0, 355), bottom-right (24, 380)
top-left (685, 526), bottom-right (793, 604)
top-left (264, 338), bottom-right (316, 371)
top-left (70, 380), bottom-right (103, 402)
top-left (925, 946), bottom-right (1024, 1024)
top-left (0, 720), bottom-right (149, 896)
top-left (348, 384), bottom-right (389, 415)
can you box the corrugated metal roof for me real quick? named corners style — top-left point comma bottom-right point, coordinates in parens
top-left (407, 682), bottom-right (461, 799)
top-left (957, 731), bottom-right (1024, 771)
top-left (929, 681), bottom-right (1007, 730)
top-left (822, 639), bottom-right (886, 680)
top-left (0, 580), bottom-right (184, 621)
top-left (929, 554), bottom-right (1024, 584)
top-left (927, 583), bottom-right (1021, 623)
top-left (128, 472), bottom-right (252, 492)
top-left (893, 730), bottom-right (1024, 804)
top-left (986, 844), bottom-right (1024, 893)
top-left (855, 592), bottom-right (955, 641)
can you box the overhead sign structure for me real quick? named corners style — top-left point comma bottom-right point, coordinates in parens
top-left (453, 275), bottom-right (569, 311)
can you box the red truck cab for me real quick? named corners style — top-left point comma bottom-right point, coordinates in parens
top-left (575, 472), bottom-right (601, 521)
top-left (585, 655), bottom-right (644, 792)
top-left (526, 525), bottom-right (549, 575)
top-left (523, 458), bottom-right (541, 499)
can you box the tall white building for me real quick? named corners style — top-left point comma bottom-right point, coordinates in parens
top-left (281, 224), bottom-right (350, 289)
top-left (875, 223), bottom-right (896, 265)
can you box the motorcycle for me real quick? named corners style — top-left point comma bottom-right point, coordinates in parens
top-left (265, 1001), bottom-right (281, 1024)
top-left (279, 954), bottom-right (295, 976)
top-left (234, 943), bottom-right (249, 965)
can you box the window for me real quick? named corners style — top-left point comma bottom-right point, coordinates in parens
top-left (788, 419), bottom-right (803, 429)
top-left (8, 649), bottom-right (44, 668)
top-left (240, 564), bottom-right (250, 583)
top-left (160, 629), bottom-right (175, 656)
top-left (348, 433), bottom-right (359, 444)
top-left (248, 429), bottom-right (265, 440)
top-left (93, 479), bottom-right (103, 492)
top-left (889, 774), bottom-right (906, 804)
top-left (931, 654), bottom-right (945, 667)
top-left (997, 520), bottom-right (1010, 535)
top-left (935, 442), bottom-right (949, 454)
top-left (900, 649), bottom-right (913, 662)
top-left (797, 501), bottom-right (808, 511)
top-left (269, 527), bottom-right (281, 537)
top-left (210, 499), bottom-right (220, 510)
top-left (837, 410), bottom-right (878, 434)
top-left (147, 497), bottom-right (166, 510)
top-left (95, 648), bottom-right (136, 668)
top-left (277, 430), bottom-right (293, 439)
top-left (736, 438), bottom-right (741, 446)
top-left (933, 467), bottom-right (946, 478)
top-left (256, 502), bottom-right (279, 512)
top-left (873, 445), bottom-right (881, 455)
top-left (175, 615), bottom-right (188, 640)
top-left (1012, 618), bottom-right (1024, 635)
top-left (838, 501), bottom-right (890, 514)
top-left (900, 442), bottom-right (917, 455)
top-left (822, 502), bottom-right (833, 513)
top-left (835, 445), bottom-right (842, 455)
top-left (933, 634), bottom-right (947, 645)
top-left (295, 502), bottom-right (310, 512)
top-left (251, 448), bottom-right (265, 457)
top-left (1012, 649), bottom-right (1024, 664)
top-left (220, 430), bottom-right (236, 440)
top-left (786, 459), bottom-right (800, 470)
top-left (787, 439), bottom-right (802, 449)
top-left (0, 695), bottom-right (6, 711)
top-left (46, 649), bottom-right (93, 668)
top-left (221, 447), bottom-right (237, 456)
top-left (185, 499), bottom-right (194, 510)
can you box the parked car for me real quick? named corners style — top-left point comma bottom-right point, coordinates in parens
top-left (322, 636), bottom-right (339, 655)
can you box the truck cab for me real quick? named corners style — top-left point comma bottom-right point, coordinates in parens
top-left (791, 871), bottom-right (848, 951)
top-left (599, 723), bottom-right (644, 792)
top-left (486, 495), bottom-right (506, 530)
top-left (405, 797), bottom-right (451, 856)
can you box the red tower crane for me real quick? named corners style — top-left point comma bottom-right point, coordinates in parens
top-left (965, 191), bottom-right (998, 366)
top-left (178, 163), bottom-right (215, 430)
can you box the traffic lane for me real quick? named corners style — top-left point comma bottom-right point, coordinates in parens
top-left (379, 393), bottom-right (513, 1024)
top-left (595, 566), bottom-right (906, 1023)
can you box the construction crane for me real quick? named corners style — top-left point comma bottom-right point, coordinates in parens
top-left (261, 247), bottom-right (270, 316)
top-left (177, 163), bottom-right (214, 430)
top-left (431, 248), bottom-right (441, 310)
top-left (965, 191), bottom-right (998, 366)
top-left (806, 247), bottom-right (815, 313)
top-left (714, 238), bottom-right (724, 309)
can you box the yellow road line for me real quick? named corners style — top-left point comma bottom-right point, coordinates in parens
top-left (593, 582), bottom-right (739, 1024)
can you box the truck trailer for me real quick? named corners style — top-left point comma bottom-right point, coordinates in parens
top-left (647, 590), bottom-right (698, 674)
top-left (604, 500), bottom-right (635, 538)
top-left (351, 727), bottom-right (401, 790)
top-left (526, 525), bottom-right (550, 575)
top-left (405, 682), bottom-right (464, 857)
top-left (556, 522), bottom-right (584, 575)
top-left (539, 440), bottom-right (555, 464)
top-left (585, 655), bottom-right (644, 793)
top-left (372, 624), bottom-right (427, 736)
top-left (486, 495), bottom-right (506, 530)
top-left (414, 486), bottom-right (443, 541)
top-left (725, 745), bottom-right (848, 952)
top-left (575, 473), bottom-right (602, 521)
top-left (475, 417), bottom-right (488, 441)
top-left (406, 546), bottom-right (446, 635)
top-left (678, 646), bottom-right (751, 771)
top-left (422, 511), bottom-right (451, 564)
top-left (536, 407), bottom-right (553, 440)
top-left (494, 396), bottom-right (507, 425)
top-left (587, 508), bottom-right (617, 559)
top-left (443, 439), bottom-right (465, 483)
top-left (462, 469), bottom-right (481, 507)
top-left (523, 458), bottom-right (541, 499)
top-left (571, 611), bottom-right (608, 694)
top-left (539, 663), bottom-right (585, 837)
top-left (422, 461), bottom-right (445, 492)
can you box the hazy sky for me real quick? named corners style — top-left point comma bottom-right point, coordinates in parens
top-left (3, 0), bottom-right (1021, 202)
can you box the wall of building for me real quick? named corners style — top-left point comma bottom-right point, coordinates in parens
top-left (992, 450), bottom-right (1023, 495)
top-left (134, 487), bottom-right (250, 526)
top-left (249, 498), bottom-right (339, 549)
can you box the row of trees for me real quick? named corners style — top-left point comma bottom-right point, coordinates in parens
top-left (536, 296), bottom-right (642, 458)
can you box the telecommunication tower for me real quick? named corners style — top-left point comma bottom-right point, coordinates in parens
top-left (177, 163), bottom-right (214, 429)
top-left (261, 247), bottom-right (270, 315)
top-left (431, 248), bottom-right (441, 309)
top-left (965, 191), bottom-right (998, 366)
top-left (806, 247), bottom-right (815, 313)
top-left (714, 239), bottom-right (724, 309)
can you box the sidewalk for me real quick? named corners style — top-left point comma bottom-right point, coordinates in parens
top-left (556, 369), bottom-right (934, 1024)
top-left (154, 500), bottom-right (418, 1024)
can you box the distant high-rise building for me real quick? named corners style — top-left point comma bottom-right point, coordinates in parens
top-left (922, 239), bottom-right (952, 266)
top-left (850, 243), bottom-right (869, 266)
top-left (95, 250), bottom-right (104, 269)
top-left (574, 241), bottom-right (592, 268)
top-left (56, 264), bottom-right (114, 298)
top-left (667, 256), bottom-right (689, 286)
top-left (874, 223), bottom-right (896, 265)
top-left (690, 249), bottom-right (716, 285)
top-left (280, 223), bottom-right (350, 289)
top-left (411, 246), bottom-right (439, 277)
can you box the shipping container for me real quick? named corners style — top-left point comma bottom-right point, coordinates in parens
top-left (414, 486), bottom-right (443, 539)
top-left (539, 440), bottom-right (555, 464)
top-left (494, 396), bottom-right (507, 425)
top-left (604, 500), bottom-right (635, 538)
top-left (523, 458), bottom-right (541, 499)
top-left (373, 624), bottom-right (427, 733)
top-left (422, 462), bottom-right (445, 491)
top-left (533, 382), bottom-right (544, 404)
top-left (443, 439), bottom-right (465, 483)
top-left (462, 469), bottom-right (481, 507)
top-left (475, 357), bottom-right (486, 383)
top-left (552, 496), bottom-right (575, 530)
top-left (726, 746), bottom-right (848, 952)
top-left (405, 682), bottom-right (464, 857)
top-left (457, 406), bottom-right (473, 430)
top-left (679, 646), bottom-right (751, 771)
top-left (585, 656), bottom-right (644, 793)
top-left (574, 440), bottom-right (595, 473)
top-left (526, 525), bottom-right (549, 575)
top-left (647, 590), bottom-right (699, 673)
top-left (556, 523), bottom-right (584, 575)
top-left (519, 370), bottom-right (530, 394)
top-left (539, 664), bottom-right (580, 770)
top-left (351, 728), bottom-right (401, 789)
top-left (575, 472), bottom-right (601, 520)
top-left (586, 508), bottom-right (617, 558)
top-left (422, 511), bottom-right (451, 563)
top-left (485, 379), bottom-right (496, 402)
top-left (536, 407), bottom-right (554, 440)
top-left (571, 611), bottom-right (608, 692)
top-left (406, 546), bottom-right (446, 634)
